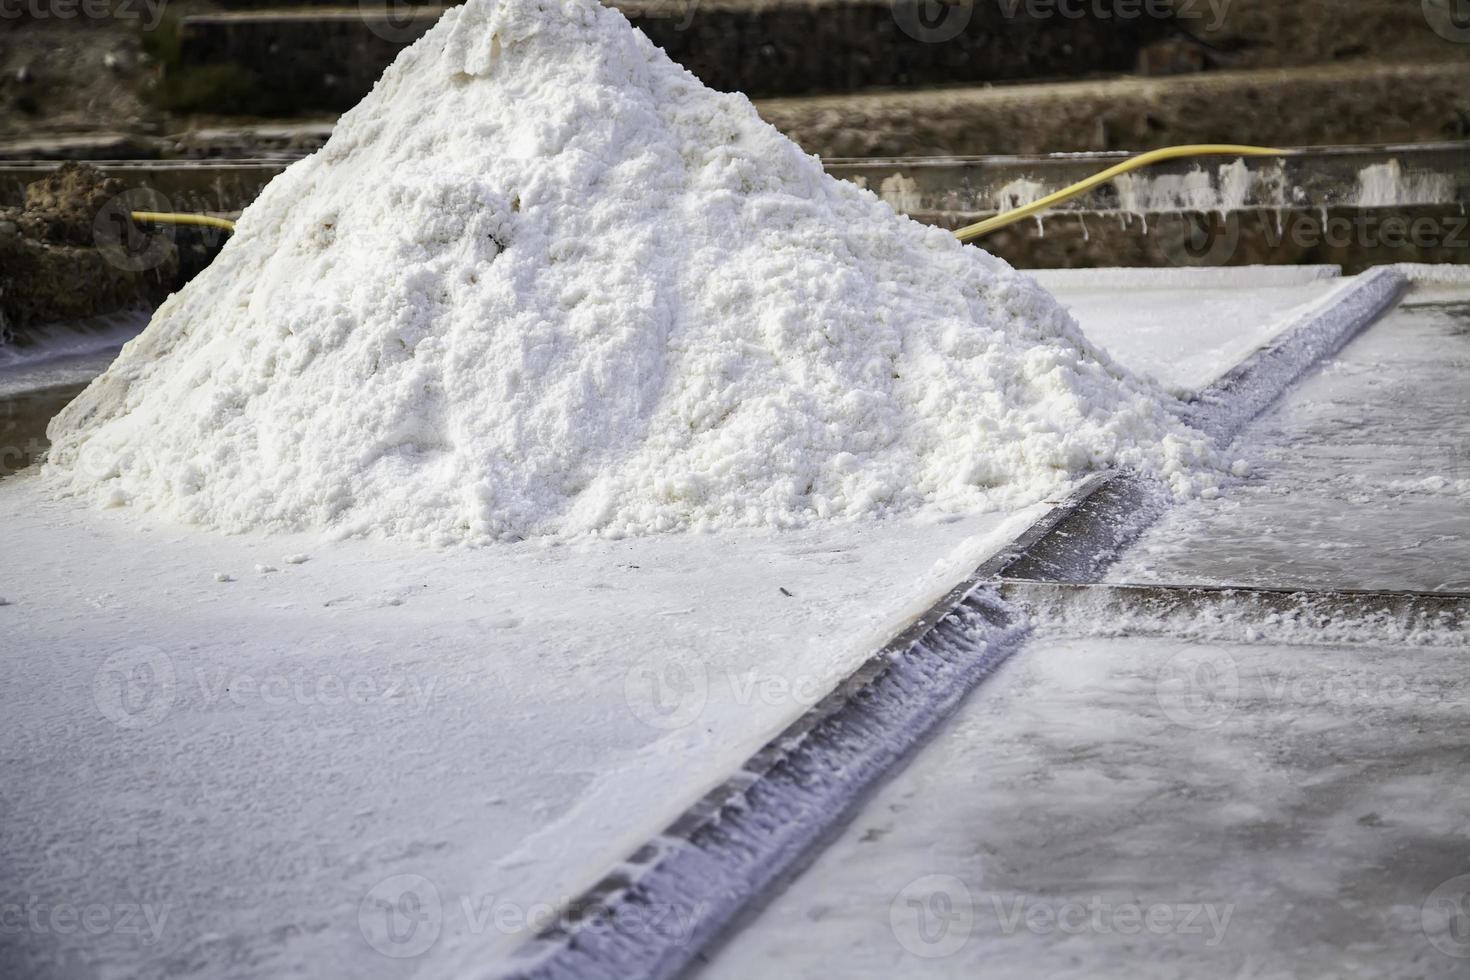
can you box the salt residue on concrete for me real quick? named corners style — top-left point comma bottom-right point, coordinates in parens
top-left (45, 0), bottom-right (1216, 544)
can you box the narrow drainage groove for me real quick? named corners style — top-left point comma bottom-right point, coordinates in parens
top-left (510, 592), bottom-right (1029, 980)
top-left (999, 579), bottom-right (1470, 644)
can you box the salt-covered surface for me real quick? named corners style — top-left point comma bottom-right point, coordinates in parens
top-left (43, 0), bottom-right (1215, 544)
top-left (1032, 266), bottom-right (1344, 397)
top-left (1108, 286), bottom-right (1470, 592)
top-left (701, 633), bottom-right (1470, 980)
top-left (0, 264), bottom-right (1404, 978)
top-left (0, 473), bottom-right (1045, 978)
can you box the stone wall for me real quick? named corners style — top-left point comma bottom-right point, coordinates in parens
top-left (171, 1), bottom-right (1175, 111)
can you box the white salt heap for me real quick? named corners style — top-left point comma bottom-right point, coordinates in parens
top-left (46, 0), bottom-right (1217, 543)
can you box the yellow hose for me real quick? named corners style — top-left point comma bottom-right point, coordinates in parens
top-left (122, 144), bottom-right (1292, 245)
top-left (953, 143), bottom-right (1294, 242)
top-left (129, 211), bottom-right (237, 233)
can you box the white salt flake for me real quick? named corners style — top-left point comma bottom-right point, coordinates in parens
top-left (214, 573), bottom-right (235, 583)
top-left (284, 554), bottom-right (311, 565)
top-left (43, 0), bottom-right (1217, 544)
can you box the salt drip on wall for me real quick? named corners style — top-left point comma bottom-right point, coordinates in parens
top-left (993, 178), bottom-right (1047, 213)
top-left (877, 173), bottom-right (923, 214)
top-left (1113, 160), bottom-right (1255, 218)
top-left (1354, 160), bottom-right (1455, 208)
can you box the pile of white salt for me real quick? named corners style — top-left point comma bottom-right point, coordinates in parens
top-left (46, 0), bottom-right (1216, 543)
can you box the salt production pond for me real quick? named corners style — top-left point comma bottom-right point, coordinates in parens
top-left (701, 632), bottom-right (1470, 980)
top-left (700, 273), bottom-right (1470, 980)
top-left (1108, 295), bottom-right (1470, 592)
top-left (4, 268), bottom-right (1464, 979)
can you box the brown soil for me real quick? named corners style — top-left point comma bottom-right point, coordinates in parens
top-left (0, 163), bottom-right (178, 334)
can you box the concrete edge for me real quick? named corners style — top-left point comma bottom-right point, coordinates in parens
top-left (1184, 266), bottom-right (1408, 445)
top-left (1000, 579), bottom-right (1470, 648)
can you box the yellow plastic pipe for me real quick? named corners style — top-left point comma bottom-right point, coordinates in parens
top-left (952, 144), bottom-right (1294, 242)
top-left (129, 211), bottom-right (237, 233)
top-left (122, 145), bottom-right (1294, 246)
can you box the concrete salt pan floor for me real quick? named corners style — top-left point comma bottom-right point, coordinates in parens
top-left (1109, 293), bottom-right (1470, 593)
top-left (0, 267), bottom-right (1417, 979)
top-left (700, 276), bottom-right (1470, 980)
top-left (699, 632), bottom-right (1470, 980)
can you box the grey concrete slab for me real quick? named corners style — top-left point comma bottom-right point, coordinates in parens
top-left (700, 631), bottom-right (1470, 979)
top-left (1110, 294), bottom-right (1470, 593)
